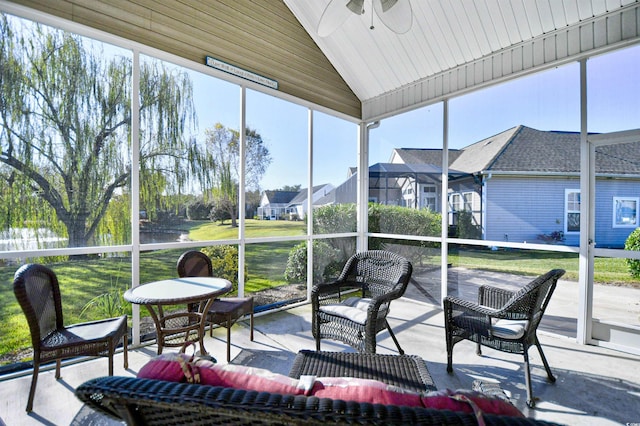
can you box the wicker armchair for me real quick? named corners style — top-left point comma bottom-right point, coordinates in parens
top-left (312, 250), bottom-right (413, 354)
top-left (13, 263), bottom-right (128, 412)
top-left (444, 269), bottom-right (565, 408)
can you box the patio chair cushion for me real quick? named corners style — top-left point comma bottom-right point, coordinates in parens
top-left (319, 297), bottom-right (388, 325)
top-left (197, 363), bottom-right (307, 395)
top-left (137, 353), bottom-right (306, 395)
top-left (491, 319), bottom-right (529, 339)
top-left (311, 376), bottom-right (423, 407)
top-left (303, 377), bottom-right (523, 415)
top-left (422, 389), bottom-right (524, 417)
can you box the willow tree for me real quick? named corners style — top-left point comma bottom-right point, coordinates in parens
top-left (204, 123), bottom-right (271, 227)
top-left (0, 15), bottom-right (211, 248)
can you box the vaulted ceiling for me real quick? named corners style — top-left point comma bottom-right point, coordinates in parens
top-left (284, 0), bottom-right (640, 120)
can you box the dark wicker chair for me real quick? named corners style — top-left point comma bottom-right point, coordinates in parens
top-left (176, 249), bottom-right (214, 278)
top-left (311, 250), bottom-right (413, 354)
top-left (177, 250), bottom-right (253, 361)
top-left (13, 263), bottom-right (128, 412)
top-left (444, 269), bottom-right (566, 408)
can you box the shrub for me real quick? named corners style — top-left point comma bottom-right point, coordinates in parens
top-left (368, 203), bottom-right (441, 237)
top-left (201, 245), bottom-right (241, 291)
top-left (311, 203), bottom-right (357, 261)
top-left (368, 204), bottom-right (441, 265)
top-left (625, 228), bottom-right (640, 278)
top-left (456, 210), bottom-right (482, 239)
top-left (309, 203), bottom-right (442, 266)
top-left (285, 241), bottom-right (342, 284)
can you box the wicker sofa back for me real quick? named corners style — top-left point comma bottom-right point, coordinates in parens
top-left (76, 376), bottom-right (559, 425)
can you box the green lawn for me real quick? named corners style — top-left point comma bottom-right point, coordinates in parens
top-left (190, 219), bottom-right (306, 239)
top-left (449, 247), bottom-right (637, 285)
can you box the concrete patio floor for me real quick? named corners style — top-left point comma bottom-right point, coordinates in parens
top-left (1, 277), bottom-right (640, 425)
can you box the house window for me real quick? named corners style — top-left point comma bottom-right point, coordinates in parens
top-left (422, 185), bottom-right (436, 210)
top-left (565, 190), bottom-right (580, 233)
top-left (451, 193), bottom-right (462, 211)
top-left (613, 197), bottom-right (639, 228)
top-left (463, 192), bottom-right (473, 211)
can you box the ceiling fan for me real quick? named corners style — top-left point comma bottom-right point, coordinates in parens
top-left (317, 0), bottom-right (413, 37)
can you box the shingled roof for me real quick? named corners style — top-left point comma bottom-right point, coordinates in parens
top-left (391, 148), bottom-right (462, 165)
top-left (450, 125), bottom-right (640, 175)
top-left (263, 190), bottom-right (298, 204)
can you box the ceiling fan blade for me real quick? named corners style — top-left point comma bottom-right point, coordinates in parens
top-left (373, 0), bottom-right (412, 34)
top-left (317, 0), bottom-right (363, 37)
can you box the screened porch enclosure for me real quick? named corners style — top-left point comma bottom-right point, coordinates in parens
top-left (0, 0), bottom-right (639, 369)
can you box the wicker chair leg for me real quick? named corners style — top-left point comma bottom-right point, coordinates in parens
top-left (226, 320), bottom-right (232, 362)
top-left (476, 342), bottom-right (482, 355)
top-left (535, 339), bottom-right (555, 382)
top-left (249, 312), bottom-right (254, 341)
top-left (123, 336), bottom-right (129, 369)
top-left (385, 321), bottom-right (404, 355)
top-left (108, 353), bottom-right (114, 376)
top-left (316, 336), bottom-right (321, 351)
top-left (445, 335), bottom-right (454, 373)
top-left (26, 362), bottom-right (39, 412)
top-left (523, 350), bottom-right (536, 408)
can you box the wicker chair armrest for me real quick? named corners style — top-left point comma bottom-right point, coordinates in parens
top-left (312, 280), bottom-right (362, 302)
top-left (444, 296), bottom-right (498, 317)
top-left (478, 285), bottom-right (515, 309)
top-left (444, 296), bottom-right (496, 335)
top-left (444, 296), bottom-right (528, 329)
top-left (366, 287), bottom-right (403, 311)
top-left (311, 280), bottom-right (344, 296)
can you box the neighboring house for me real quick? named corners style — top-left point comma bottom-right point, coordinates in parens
top-left (323, 125), bottom-right (640, 248)
top-left (258, 184), bottom-right (334, 220)
top-left (388, 148), bottom-right (464, 210)
top-left (325, 149), bottom-right (467, 210)
top-left (257, 190), bottom-right (298, 220)
top-left (448, 125), bottom-right (640, 248)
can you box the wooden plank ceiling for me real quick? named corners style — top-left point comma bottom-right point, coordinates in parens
top-left (284, 0), bottom-right (640, 120)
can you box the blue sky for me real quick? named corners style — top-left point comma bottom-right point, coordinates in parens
top-left (189, 44), bottom-right (639, 191)
top-left (7, 12), bottom-right (639, 193)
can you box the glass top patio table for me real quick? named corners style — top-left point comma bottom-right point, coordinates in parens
top-left (125, 277), bottom-right (232, 356)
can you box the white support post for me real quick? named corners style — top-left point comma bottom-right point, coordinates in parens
top-left (577, 58), bottom-right (593, 345)
top-left (441, 100), bottom-right (449, 306)
top-left (357, 122), bottom-right (368, 252)
top-left (238, 86), bottom-right (246, 297)
top-left (130, 49), bottom-right (141, 346)
top-left (307, 108), bottom-right (314, 301)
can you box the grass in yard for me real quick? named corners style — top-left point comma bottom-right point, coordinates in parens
top-left (245, 241), bottom-right (298, 292)
top-left (449, 247), bottom-right (638, 286)
top-left (189, 219), bottom-right (305, 240)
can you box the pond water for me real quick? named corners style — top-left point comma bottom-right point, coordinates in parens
top-left (0, 228), bottom-right (67, 251)
top-left (0, 228), bottom-right (187, 252)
